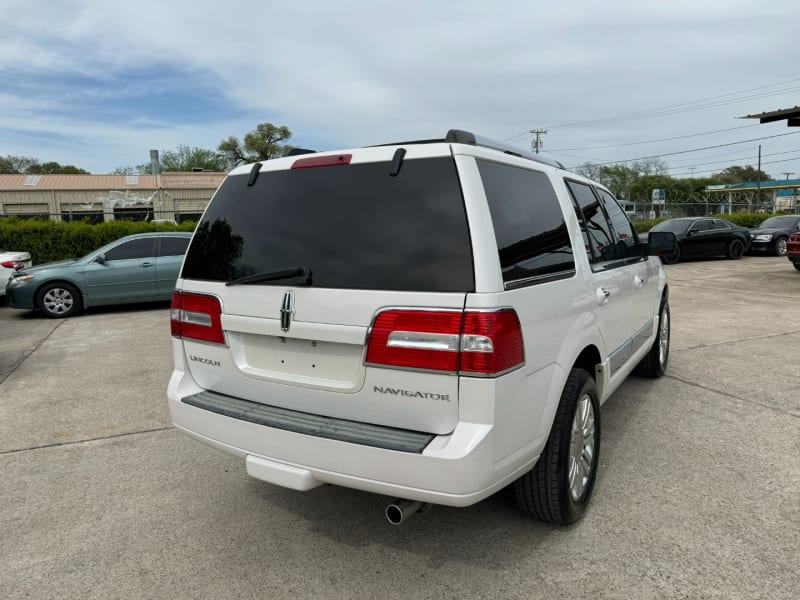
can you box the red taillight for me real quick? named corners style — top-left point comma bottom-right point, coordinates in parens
top-left (1, 260), bottom-right (24, 270)
top-left (460, 310), bottom-right (525, 375)
top-left (170, 291), bottom-right (226, 346)
top-left (366, 310), bottom-right (463, 372)
top-left (365, 309), bottom-right (524, 376)
top-left (291, 154), bottom-right (352, 169)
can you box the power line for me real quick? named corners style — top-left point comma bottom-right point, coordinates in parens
top-left (666, 149), bottom-right (800, 172)
top-left (547, 123), bottom-right (761, 152)
top-left (565, 130), bottom-right (800, 169)
top-left (545, 83), bottom-right (800, 130)
top-left (670, 156), bottom-right (800, 178)
top-left (504, 77), bottom-right (800, 142)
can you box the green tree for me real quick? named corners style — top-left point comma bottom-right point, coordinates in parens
top-left (155, 145), bottom-right (226, 172)
top-left (0, 155), bottom-right (43, 174)
top-left (112, 165), bottom-right (140, 175)
top-left (574, 163), bottom-right (603, 181)
top-left (219, 123), bottom-right (293, 163)
top-left (630, 157), bottom-right (668, 176)
top-left (597, 164), bottom-right (639, 199)
top-left (26, 161), bottom-right (89, 175)
top-left (712, 165), bottom-right (771, 184)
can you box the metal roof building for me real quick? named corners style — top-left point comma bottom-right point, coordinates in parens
top-left (0, 172), bottom-right (226, 223)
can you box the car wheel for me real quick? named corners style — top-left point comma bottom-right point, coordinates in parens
top-left (794, 263), bottom-right (800, 272)
top-left (514, 368), bottom-right (600, 525)
top-left (37, 282), bottom-right (82, 318)
top-left (774, 237), bottom-right (788, 257)
top-left (660, 245), bottom-right (680, 265)
top-left (727, 239), bottom-right (745, 260)
top-left (635, 297), bottom-right (670, 378)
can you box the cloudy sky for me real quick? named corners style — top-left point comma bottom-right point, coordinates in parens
top-left (2, 0), bottom-right (799, 180)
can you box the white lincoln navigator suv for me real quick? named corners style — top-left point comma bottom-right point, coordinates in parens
top-left (167, 130), bottom-right (674, 525)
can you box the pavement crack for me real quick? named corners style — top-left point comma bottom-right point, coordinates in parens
top-left (0, 319), bottom-right (66, 387)
top-left (665, 373), bottom-right (800, 419)
top-left (0, 426), bottom-right (174, 456)
top-left (673, 329), bottom-right (800, 351)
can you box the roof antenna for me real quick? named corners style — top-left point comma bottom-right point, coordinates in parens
top-left (247, 163), bottom-right (262, 187)
top-left (389, 148), bottom-right (406, 176)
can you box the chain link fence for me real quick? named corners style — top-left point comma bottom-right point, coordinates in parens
top-left (623, 202), bottom-right (800, 221)
top-left (1, 208), bottom-right (203, 225)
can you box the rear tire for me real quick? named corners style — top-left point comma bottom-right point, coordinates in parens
top-left (514, 368), bottom-right (600, 525)
top-left (794, 263), bottom-right (800, 272)
top-left (37, 282), bottom-right (82, 318)
top-left (635, 298), bottom-right (670, 378)
top-left (727, 238), bottom-right (745, 260)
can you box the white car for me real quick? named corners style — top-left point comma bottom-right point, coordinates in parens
top-left (1, 250), bottom-right (32, 296)
top-left (167, 129), bottom-right (677, 525)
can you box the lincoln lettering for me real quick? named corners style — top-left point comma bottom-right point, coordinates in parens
top-left (190, 355), bottom-right (221, 367)
top-left (373, 386), bottom-right (450, 401)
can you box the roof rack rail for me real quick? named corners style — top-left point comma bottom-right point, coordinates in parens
top-left (445, 129), bottom-right (565, 169)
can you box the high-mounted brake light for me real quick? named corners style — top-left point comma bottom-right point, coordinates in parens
top-left (365, 309), bottom-right (524, 376)
top-left (170, 291), bottom-right (226, 346)
top-left (291, 154), bottom-right (352, 169)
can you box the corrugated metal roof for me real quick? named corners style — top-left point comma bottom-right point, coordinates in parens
top-left (0, 172), bottom-right (226, 191)
top-left (705, 178), bottom-right (800, 192)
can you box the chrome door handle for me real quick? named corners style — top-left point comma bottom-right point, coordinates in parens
top-left (140, 262), bottom-right (154, 268)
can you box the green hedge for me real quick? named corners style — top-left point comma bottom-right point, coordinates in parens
top-left (0, 218), bottom-right (196, 264)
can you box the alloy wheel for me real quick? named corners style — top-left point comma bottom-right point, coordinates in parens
top-left (568, 394), bottom-right (596, 502)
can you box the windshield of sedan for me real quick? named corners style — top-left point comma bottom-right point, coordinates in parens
top-left (759, 216), bottom-right (800, 229)
top-left (651, 219), bottom-right (691, 234)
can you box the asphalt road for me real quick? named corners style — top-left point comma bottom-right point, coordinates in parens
top-left (2, 256), bottom-right (799, 599)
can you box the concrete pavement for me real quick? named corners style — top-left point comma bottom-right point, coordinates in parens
top-left (1, 257), bottom-right (799, 599)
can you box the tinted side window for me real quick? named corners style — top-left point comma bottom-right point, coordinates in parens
top-left (566, 181), bottom-right (617, 263)
top-left (104, 238), bottom-right (155, 261)
top-left (159, 237), bottom-right (190, 257)
top-left (709, 219), bottom-right (731, 230)
top-left (690, 220), bottom-right (712, 232)
top-left (596, 189), bottom-right (641, 260)
top-left (477, 160), bottom-right (574, 286)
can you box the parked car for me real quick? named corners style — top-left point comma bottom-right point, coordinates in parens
top-left (0, 249), bottom-right (32, 297)
top-left (648, 217), bottom-right (751, 264)
top-left (168, 128), bottom-right (676, 525)
top-left (5, 232), bottom-right (192, 318)
top-left (787, 232), bottom-right (800, 271)
top-left (748, 215), bottom-right (800, 256)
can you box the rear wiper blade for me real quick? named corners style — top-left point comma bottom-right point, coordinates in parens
top-left (226, 267), bottom-right (312, 286)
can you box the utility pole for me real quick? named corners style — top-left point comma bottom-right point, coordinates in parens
top-left (530, 129), bottom-right (547, 154)
top-left (755, 144), bottom-right (761, 213)
top-left (781, 172), bottom-right (794, 180)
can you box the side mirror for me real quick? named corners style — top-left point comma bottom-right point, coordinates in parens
top-left (647, 231), bottom-right (678, 256)
top-left (95, 253), bottom-right (106, 264)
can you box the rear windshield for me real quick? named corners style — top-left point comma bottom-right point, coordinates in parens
top-left (181, 157), bottom-right (475, 292)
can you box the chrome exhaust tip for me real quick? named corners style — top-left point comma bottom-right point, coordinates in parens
top-left (385, 499), bottom-right (431, 525)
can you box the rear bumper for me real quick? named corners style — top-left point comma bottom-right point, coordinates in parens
top-left (167, 370), bottom-right (540, 507)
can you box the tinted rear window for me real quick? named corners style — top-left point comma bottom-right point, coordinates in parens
top-left (181, 157), bottom-right (475, 292)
